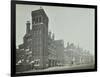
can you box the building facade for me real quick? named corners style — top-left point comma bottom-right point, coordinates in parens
top-left (31, 8), bottom-right (49, 69)
top-left (64, 42), bottom-right (94, 65)
top-left (55, 40), bottom-right (64, 66)
top-left (48, 32), bottom-right (57, 67)
top-left (16, 8), bottom-right (65, 70)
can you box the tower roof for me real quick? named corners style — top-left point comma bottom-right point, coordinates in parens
top-left (31, 8), bottom-right (48, 19)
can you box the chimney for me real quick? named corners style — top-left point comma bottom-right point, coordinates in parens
top-left (48, 31), bottom-right (51, 38)
top-left (26, 21), bottom-right (30, 34)
top-left (52, 33), bottom-right (55, 40)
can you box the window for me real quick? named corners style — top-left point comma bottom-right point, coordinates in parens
top-left (32, 18), bottom-right (35, 24)
top-left (39, 17), bottom-right (41, 23)
top-left (36, 17), bottom-right (38, 23)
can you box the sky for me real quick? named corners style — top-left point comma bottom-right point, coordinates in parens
top-left (16, 4), bottom-right (95, 54)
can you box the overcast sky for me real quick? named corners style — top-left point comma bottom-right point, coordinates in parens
top-left (16, 4), bottom-right (95, 54)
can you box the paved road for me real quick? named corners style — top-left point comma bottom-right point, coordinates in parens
top-left (18, 64), bottom-right (94, 73)
top-left (44, 64), bottom-right (94, 71)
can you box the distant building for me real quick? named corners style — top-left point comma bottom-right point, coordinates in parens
top-left (64, 42), bottom-right (94, 65)
top-left (55, 40), bottom-right (64, 66)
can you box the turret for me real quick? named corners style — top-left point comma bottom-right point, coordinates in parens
top-left (26, 21), bottom-right (30, 34)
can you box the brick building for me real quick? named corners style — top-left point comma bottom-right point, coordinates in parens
top-left (16, 8), bottom-right (64, 70)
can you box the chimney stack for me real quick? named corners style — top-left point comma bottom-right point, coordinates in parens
top-left (26, 21), bottom-right (30, 34)
top-left (52, 33), bottom-right (55, 40)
